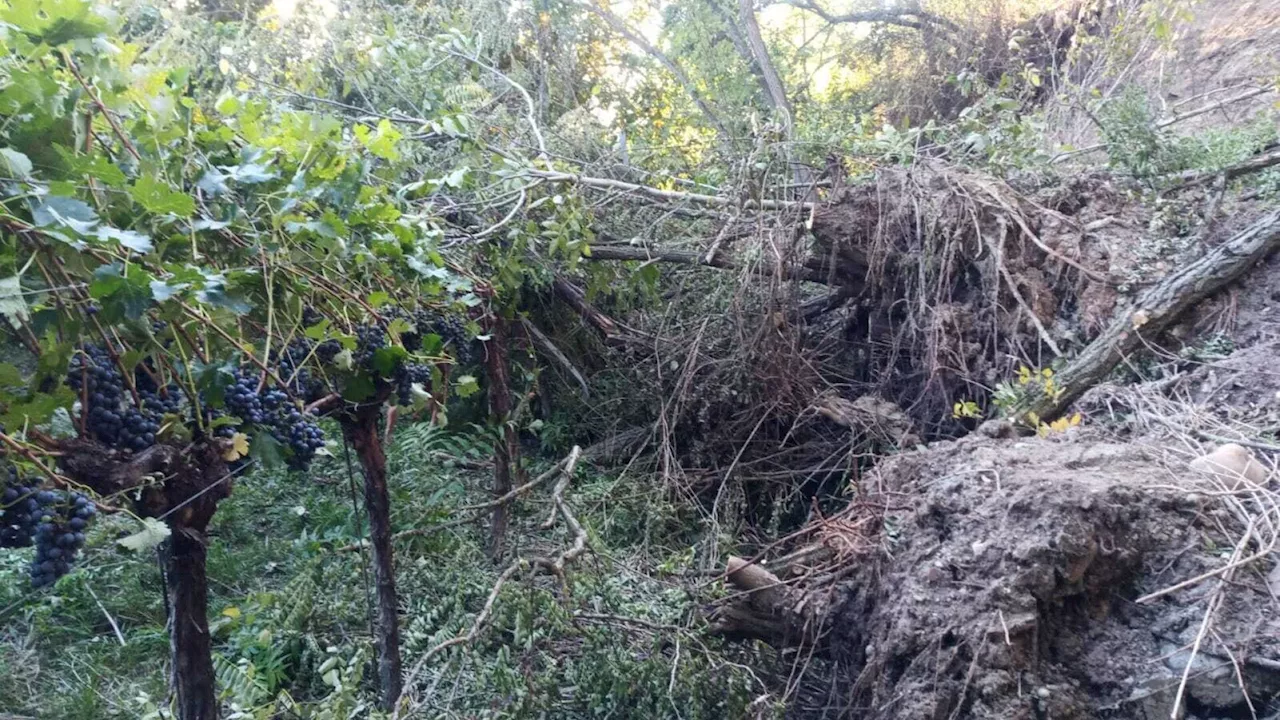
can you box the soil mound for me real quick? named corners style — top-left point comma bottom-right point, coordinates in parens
top-left (734, 434), bottom-right (1280, 719)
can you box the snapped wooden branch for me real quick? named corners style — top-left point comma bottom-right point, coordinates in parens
top-left (583, 243), bottom-right (863, 286)
top-left (711, 555), bottom-right (810, 645)
top-left (1166, 146), bottom-right (1280, 188)
top-left (526, 169), bottom-right (815, 211)
top-left (551, 276), bottom-right (638, 344)
top-left (521, 319), bottom-right (590, 399)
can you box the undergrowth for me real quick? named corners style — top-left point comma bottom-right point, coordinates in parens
top-left (0, 423), bottom-right (769, 719)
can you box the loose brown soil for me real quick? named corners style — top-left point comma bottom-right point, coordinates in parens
top-left (776, 434), bottom-right (1279, 719)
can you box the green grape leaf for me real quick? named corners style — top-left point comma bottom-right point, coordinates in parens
top-left (2, 385), bottom-right (74, 428)
top-left (371, 346), bottom-right (408, 376)
top-left (31, 195), bottom-right (98, 233)
top-left (342, 373), bottom-right (376, 402)
top-left (0, 363), bottom-right (26, 392)
top-left (149, 280), bottom-right (187, 302)
top-left (130, 175), bottom-right (195, 217)
top-left (0, 275), bottom-right (29, 329)
top-left (96, 226), bottom-right (154, 254)
top-left (0, 148), bottom-right (34, 179)
top-left (420, 333), bottom-right (443, 355)
top-left (1, 0), bottom-right (106, 45)
top-left (304, 319), bottom-right (331, 340)
top-left (454, 374), bottom-right (479, 398)
top-left (118, 517), bottom-right (172, 552)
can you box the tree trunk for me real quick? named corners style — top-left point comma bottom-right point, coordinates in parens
top-left (341, 408), bottom-right (403, 710)
top-left (738, 0), bottom-right (793, 130)
top-left (160, 528), bottom-right (217, 720)
top-left (483, 313), bottom-right (520, 558)
top-left (1016, 208), bottom-right (1280, 422)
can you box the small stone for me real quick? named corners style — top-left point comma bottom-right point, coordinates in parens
top-left (1036, 687), bottom-right (1051, 699)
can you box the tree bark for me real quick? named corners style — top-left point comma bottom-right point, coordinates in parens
top-left (160, 528), bottom-right (217, 720)
top-left (483, 314), bottom-right (520, 559)
top-left (738, 0), bottom-right (793, 130)
top-left (1016, 209), bottom-right (1280, 422)
top-left (341, 408), bottom-right (403, 710)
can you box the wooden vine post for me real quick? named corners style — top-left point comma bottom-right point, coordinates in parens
top-left (338, 402), bottom-right (403, 709)
top-left (483, 312), bottom-right (521, 558)
top-left (162, 527), bottom-right (217, 720)
top-left (55, 440), bottom-right (234, 720)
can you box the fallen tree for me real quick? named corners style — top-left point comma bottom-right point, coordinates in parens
top-left (1012, 208), bottom-right (1280, 423)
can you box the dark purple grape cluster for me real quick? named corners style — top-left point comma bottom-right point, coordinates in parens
top-left (1, 468), bottom-right (44, 548)
top-left (117, 407), bottom-right (161, 452)
top-left (138, 386), bottom-right (183, 415)
top-left (274, 338), bottom-right (326, 399)
top-left (315, 339), bottom-right (341, 363)
top-left (427, 313), bottom-right (477, 366)
top-left (354, 323), bottom-right (387, 368)
top-left (217, 372), bottom-right (325, 470)
top-left (30, 490), bottom-right (92, 587)
top-left (265, 405), bottom-right (326, 469)
top-left (223, 370), bottom-right (265, 424)
top-left (3, 467), bottom-right (95, 588)
top-left (389, 307), bottom-right (476, 366)
top-left (67, 346), bottom-right (167, 452)
top-left (302, 305), bottom-right (324, 328)
top-left (67, 345), bottom-right (126, 444)
top-left (395, 362), bottom-right (433, 406)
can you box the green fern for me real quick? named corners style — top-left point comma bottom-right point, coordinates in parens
top-left (214, 653), bottom-right (270, 707)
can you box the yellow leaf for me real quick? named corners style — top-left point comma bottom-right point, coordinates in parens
top-left (223, 432), bottom-right (250, 461)
top-left (1069, 413), bottom-right (1082, 427)
top-left (222, 606), bottom-right (241, 619)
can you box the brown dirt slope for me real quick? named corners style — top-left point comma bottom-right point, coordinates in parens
top-left (769, 432), bottom-right (1278, 719)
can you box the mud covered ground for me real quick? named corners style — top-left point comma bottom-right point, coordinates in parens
top-left (775, 429), bottom-right (1280, 720)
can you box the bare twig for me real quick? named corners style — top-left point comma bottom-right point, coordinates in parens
top-left (995, 219), bottom-right (1063, 357)
top-left (339, 450), bottom-right (576, 551)
top-left (393, 560), bottom-right (522, 719)
top-left (1169, 523), bottom-right (1255, 719)
top-left (527, 169), bottom-right (814, 211)
top-left (780, 0), bottom-right (959, 31)
top-left (393, 446), bottom-right (586, 716)
top-left (85, 584), bottom-right (126, 647)
top-left (441, 50), bottom-right (548, 161)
